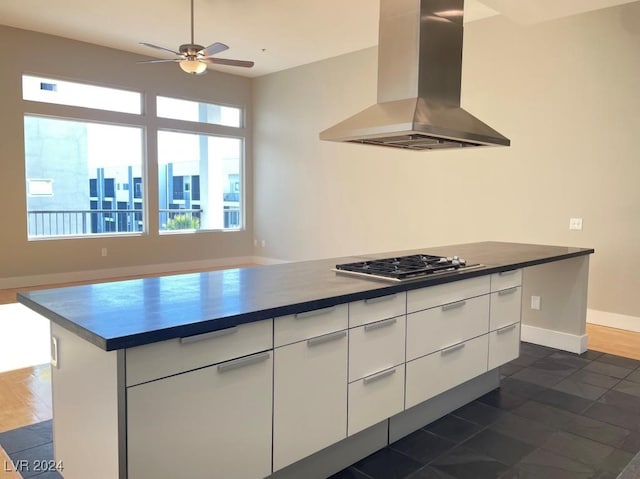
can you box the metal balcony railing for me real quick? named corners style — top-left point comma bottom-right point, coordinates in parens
top-left (27, 207), bottom-right (239, 237)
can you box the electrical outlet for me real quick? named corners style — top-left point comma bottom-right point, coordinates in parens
top-left (569, 218), bottom-right (583, 231)
top-left (531, 295), bottom-right (541, 310)
top-left (261, 240), bottom-right (266, 248)
top-left (101, 248), bottom-right (108, 257)
top-left (253, 239), bottom-right (258, 247)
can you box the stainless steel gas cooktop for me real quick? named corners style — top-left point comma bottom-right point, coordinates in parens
top-left (334, 254), bottom-right (483, 282)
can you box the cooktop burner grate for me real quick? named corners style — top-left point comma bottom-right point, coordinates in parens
top-left (335, 254), bottom-right (480, 281)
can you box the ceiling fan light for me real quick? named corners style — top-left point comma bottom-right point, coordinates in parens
top-left (179, 59), bottom-right (207, 75)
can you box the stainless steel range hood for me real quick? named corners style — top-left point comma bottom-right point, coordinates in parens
top-left (319, 0), bottom-right (510, 151)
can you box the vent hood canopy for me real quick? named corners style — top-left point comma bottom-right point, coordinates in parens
top-left (320, 0), bottom-right (510, 151)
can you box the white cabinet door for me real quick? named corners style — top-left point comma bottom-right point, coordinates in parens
top-left (405, 334), bottom-right (489, 409)
top-left (349, 316), bottom-right (405, 382)
top-left (127, 351), bottom-right (273, 479)
top-left (406, 295), bottom-right (490, 361)
top-left (273, 330), bottom-right (348, 471)
top-left (489, 287), bottom-right (522, 331)
top-left (348, 365), bottom-right (405, 436)
top-left (488, 323), bottom-right (521, 370)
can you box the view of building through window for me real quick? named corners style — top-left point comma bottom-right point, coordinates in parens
top-left (158, 131), bottom-right (242, 232)
top-left (24, 116), bottom-right (144, 237)
top-left (22, 76), bottom-right (244, 239)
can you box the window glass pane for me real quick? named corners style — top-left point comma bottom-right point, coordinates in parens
top-left (158, 131), bottom-right (242, 232)
top-left (24, 116), bottom-right (144, 238)
top-left (22, 75), bottom-right (142, 114)
top-left (156, 96), bottom-right (241, 127)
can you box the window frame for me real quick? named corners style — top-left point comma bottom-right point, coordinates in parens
top-left (21, 73), bottom-right (248, 241)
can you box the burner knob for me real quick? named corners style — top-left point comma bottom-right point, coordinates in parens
top-left (459, 258), bottom-right (467, 266)
top-left (452, 259), bottom-right (460, 266)
top-left (446, 257), bottom-right (453, 262)
top-left (438, 257), bottom-right (449, 263)
top-left (452, 256), bottom-right (459, 261)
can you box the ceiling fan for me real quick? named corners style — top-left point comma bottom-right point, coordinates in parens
top-left (137, 0), bottom-right (254, 75)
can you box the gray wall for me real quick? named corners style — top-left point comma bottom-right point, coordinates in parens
top-left (252, 4), bottom-right (640, 323)
top-left (0, 25), bottom-right (254, 281)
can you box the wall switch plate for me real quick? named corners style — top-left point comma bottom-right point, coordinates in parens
top-left (101, 247), bottom-right (108, 257)
top-left (531, 295), bottom-right (541, 310)
top-left (569, 218), bottom-right (583, 230)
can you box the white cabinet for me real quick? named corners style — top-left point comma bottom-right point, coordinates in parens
top-left (488, 269), bottom-right (522, 369)
top-left (126, 319), bottom-right (273, 386)
top-left (407, 276), bottom-right (490, 313)
top-left (406, 295), bottom-right (490, 361)
top-left (406, 334), bottom-right (489, 409)
top-left (273, 328), bottom-right (348, 471)
top-left (349, 293), bottom-right (406, 327)
top-left (404, 276), bottom-right (495, 410)
top-left (127, 350), bottom-right (273, 479)
top-left (348, 365), bottom-right (405, 435)
top-left (489, 323), bottom-right (521, 370)
top-left (347, 314), bottom-right (406, 436)
top-left (349, 316), bottom-right (405, 382)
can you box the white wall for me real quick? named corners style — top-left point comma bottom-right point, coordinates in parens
top-left (253, 4), bottom-right (640, 322)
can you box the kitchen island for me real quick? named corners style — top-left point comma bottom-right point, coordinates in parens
top-left (18, 241), bottom-right (594, 479)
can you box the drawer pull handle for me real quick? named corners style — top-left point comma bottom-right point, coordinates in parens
top-left (499, 270), bottom-right (518, 276)
top-left (442, 300), bottom-right (466, 312)
top-left (364, 294), bottom-right (396, 304)
top-left (364, 318), bottom-right (397, 332)
top-left (497, 323), bottom-right (518, 335)
top-left (295, 306), bottom-right (336, 320)
top-left (498, 287), bottom-right (518, 296)
top-left (217, 352), bottom-right (270, 373)
top-left (363, 368), bottom-right (396, 385)
top-left (441, 342), bottom-right (466, 355)
top-left (307, 330), bottom-right (347, 347)
top-left (180, 326), bottom-right (238, 344)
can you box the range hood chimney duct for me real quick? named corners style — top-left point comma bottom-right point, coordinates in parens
top-left (319, 0), bottom-right (510, 151)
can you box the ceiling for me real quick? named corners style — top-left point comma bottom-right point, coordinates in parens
top-left (0, 0), bottom-right (637, 78)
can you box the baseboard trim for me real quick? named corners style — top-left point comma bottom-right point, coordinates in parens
top-left (587, 309), bottom-right (640, 333)
top-left (0, 255), bottom-right (288, 290)
top-left (521, 324), bottom-right (588, 354)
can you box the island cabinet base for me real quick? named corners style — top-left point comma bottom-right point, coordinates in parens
top-left (267, 370), bottom-right (500, 479)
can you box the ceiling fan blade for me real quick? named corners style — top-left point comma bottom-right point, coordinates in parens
top-left (201, 57), bottom-right (255, 68)
top-left (199, 42), bottom-right (229, 57)
top-left (139, 42), bottom-right (181, 56)
top-left (137, 59), bottom-right (181, 64)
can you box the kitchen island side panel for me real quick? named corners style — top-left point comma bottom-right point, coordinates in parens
top-left (50, 323), bottom-right (123, 479)
top-left (521, 255), bottom-right (590, 353)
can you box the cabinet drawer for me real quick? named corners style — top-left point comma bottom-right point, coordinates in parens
top-left (405, 334), bottom-right (489, 409)
top-left (407, 276), bottom-right (490, 313)
top-left (491, 269), bottom-right (522, 292)
top-left (406, 295), bottom-right (489, 361)
top-left (275, 304), bottom-right (348, 347)
top-left (348, 366), bottom-right (405, 436)
top-left (349, 316), bottom-right (405, 382)
top-left (349, 293), bottom-right (406, 327)
top-left (488, 323), bottom-right (521, 370)
top-left (126, 319), bottom-right (273, 386)
top-left (490, 287), bottom-right (522, 331)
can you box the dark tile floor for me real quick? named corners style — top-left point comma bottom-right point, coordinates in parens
top-left (1, 343), bottom-right (639, 479)
top-left (332, 343), bottom-right (640, 479)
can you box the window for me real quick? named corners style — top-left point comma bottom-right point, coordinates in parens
top-left (22, 75), bottom-right (246, 240)
top-left (22, 75), bottom-right (142, 114)
top-left (158, 131), bottom-right (243, 232)
top-left (156, 96), bottom-right (241, 127)
top-left (24, 116), bottom-right (144, 238)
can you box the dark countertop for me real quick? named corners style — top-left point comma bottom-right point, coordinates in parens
top-left (17, 241), bottom-right (594, 351)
